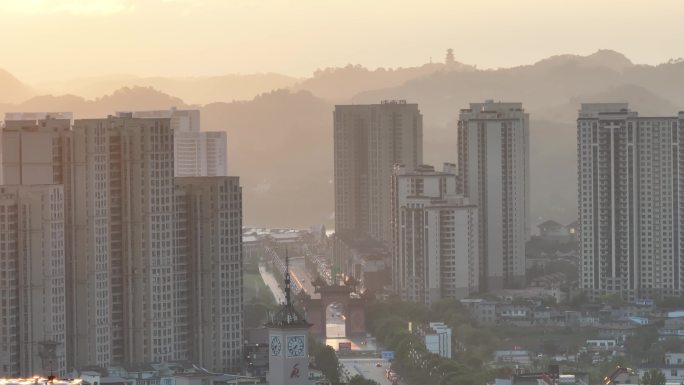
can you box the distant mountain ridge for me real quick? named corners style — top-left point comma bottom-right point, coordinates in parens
top-left (0, 86), bottom-right (189, 118)
top-left (35, 73), bottom-right (300, 105)
top-left (0, 69), bottom-right (35, 103)
top-left (2, 49), bottom-right (684, 227)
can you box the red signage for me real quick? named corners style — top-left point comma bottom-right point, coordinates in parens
top-left (338, 342), bottom-right (352, 351)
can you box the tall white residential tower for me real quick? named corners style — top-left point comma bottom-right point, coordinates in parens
top-left (458, 100), bottom-right (529, 291)
top-left (578, 103), bottom-right (684, 300)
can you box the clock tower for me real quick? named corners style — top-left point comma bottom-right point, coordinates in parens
top-left (266, 255), bottom-right (311, 385)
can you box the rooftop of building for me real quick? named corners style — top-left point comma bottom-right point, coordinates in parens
top-left (538, 220), bottom-right (564, 229)
top-left (334, 100), bottom-right (419, 108)
top-left (460, 100), bottom-right (525, 114)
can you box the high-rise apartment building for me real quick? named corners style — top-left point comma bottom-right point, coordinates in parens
top-left (0, 185), bottom-right (66, 377)
top-left (334, 100), bottom-right (423, 248)
top-left (72, 116), bottom-right (176, 366)
top-left (1, 114), bottom-right (243, 371)
top-left (120, 109), bottom-right (228, 176)
top-left (458, 100), bottom-right (529, 291)
top-left (174, 177), bottom-right (243, 373)
top-left (578, 103), bottom-right (684, 300)
top-left (392, 164), bottom-right (479, 304)
top-left (1, 116), bottom-right (76, 370)
top-left (173, 130), bottom-right (228, 177)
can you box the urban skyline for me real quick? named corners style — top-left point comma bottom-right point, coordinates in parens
top-left (2, 4), bottom-right (684, 382)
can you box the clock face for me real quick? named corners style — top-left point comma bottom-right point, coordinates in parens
top-left (270, 335), bottom-right (282, 357)
top-left (286, 335), bottom-right (306, 357)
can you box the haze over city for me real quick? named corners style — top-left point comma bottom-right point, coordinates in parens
top-left (3, 1), bottom-right (684, 385)
top-left (1, 0), bottom-right (683, 81)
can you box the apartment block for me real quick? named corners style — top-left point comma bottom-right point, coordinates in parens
top-left (578, 103), bottom-right (684, 300)
top-left (333, 101), bottom-right (422, 278)
top-left (392, 164), bottom-right (479, 304)
top-left (72, 116), bottom-right (177, 366)
top-left (0, 185), bottom-right (66, 377)
top-left (458, 100), bottom-right (530, 291)
top-left (1, 116), bottom-right (76, 369)
top-left (120, 109), bottom-right (228, 176)
top-left (175, 177), bottom-right (243, 373)
top-left (1, 114), bottom-right (243, 372)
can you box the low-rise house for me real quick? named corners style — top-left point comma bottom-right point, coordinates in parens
top-left (413, 321), bottom-right (454, 358)
top-left (499, 304), bottom-right (533, 326)
top-left (659, 317), bottom-right (684, 341)
top-left (537, 220), bottom-right (571, 242)
top-left (598, 319), bottom-right (641, 343)
top-left (586, 339), bottom-right (617, 352)
top-left (420, 322), bottom-right (453, 359)
top-left (461, 299), bottom-right (498, 326)
top-left (494, 350), bottom-right (532, 366)
top-left (531, 307), bottom-right (566, 327)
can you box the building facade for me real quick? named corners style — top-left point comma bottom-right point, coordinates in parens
top-left (458, 100), bottom-right (529, 291)
top-left (2, 114), bottom-right (243, 372)
top-left (0, 185), bottom-right (66, 377)
top-left (333, 101), bottom-right (423, 247)
top-left (175, 177), bottom-right (243, 373)
top-left (120, 109), bottom-right (228, 177)
top-left (72, 116), bottom-right (177, 366)
top-left (392, 164), bottom-right (479, 304)
top-left (1, 117), bottom-right (76, 370)
top-left (577, 103), bottom-right (684, 300)
top-left (423, 322), bottom-right (452, 359)
top-left (173, 130), bottom-right (228, 177)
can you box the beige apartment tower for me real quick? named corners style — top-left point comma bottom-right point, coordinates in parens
top-left (458, 101), bottom-right (530, 291)
top-left (175, 177), bottom-right (243, 373)
top-left (72, 116), bottom-right (178, 366)
top-left (333, 101), bottom-right (423, 248)
top-left (1, 116), bottom-right (75, 371)
top-left (1, 114), bottom-right (243, 371)
top-left (0, 185), bottom-right (67, 377)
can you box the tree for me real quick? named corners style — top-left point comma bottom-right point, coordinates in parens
top-left (625, 325), bottom-right (659, 363)
top-left (663, 337), bottom-right (684, 353)
top-left (542, 339), bottom-right (559, 356)
top-left (642, 369), bottom-right (666, 385)
top-left (348, 375), bottom-right (379, 385)
top-left (310, 341), bottom-right (340, 383)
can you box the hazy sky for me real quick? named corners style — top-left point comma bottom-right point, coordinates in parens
top-left (0, 0), bottom-right (682, 82)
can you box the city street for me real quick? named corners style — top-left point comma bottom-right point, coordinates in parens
top-left (339, 358), bottom-right (395, 384)
top-left (325, 304), bottom-right (379, 351)
top-left (258, 263), bottom-right (286, 304)
top-left (289, 257), bottom-right (320, 299)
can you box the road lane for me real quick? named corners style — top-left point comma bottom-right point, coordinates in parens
top-left (340, 358), bottom-right (397, 384)
top-left (258, 263), bottom-right (285, 304)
